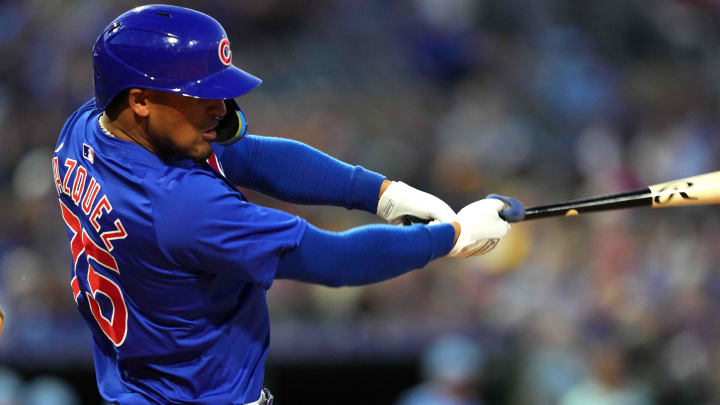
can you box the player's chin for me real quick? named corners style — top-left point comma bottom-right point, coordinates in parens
top-left (176, 139), bottom-right (213, 163)
top-left (191, 144), bottom-right (214, 163)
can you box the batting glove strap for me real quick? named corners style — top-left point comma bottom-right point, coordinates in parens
top-left (377, 181), bottom-right (457, 225)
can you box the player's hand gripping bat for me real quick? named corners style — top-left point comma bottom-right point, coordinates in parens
top-left (401, 194), bottom-right (525, 224)
top-left (403, 171), bottom-right (720, 224)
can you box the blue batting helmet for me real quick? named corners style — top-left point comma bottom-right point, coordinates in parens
top-left (92, 4), bottom-right (261, 110)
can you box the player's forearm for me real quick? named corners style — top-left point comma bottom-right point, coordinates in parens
top-left (219, 135), bottom-right (385, 212)
top-left (276, 222), bottom-right (455, 287)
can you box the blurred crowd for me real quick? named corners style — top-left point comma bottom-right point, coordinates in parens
top-left (2, 0), bottom-right (720, 403)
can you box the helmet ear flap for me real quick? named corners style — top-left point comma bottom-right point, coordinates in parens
top-left (215, 99), bottom-right (248, 146)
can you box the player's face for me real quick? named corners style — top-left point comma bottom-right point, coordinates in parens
top-left (145, 91), bottom-right (227, 162)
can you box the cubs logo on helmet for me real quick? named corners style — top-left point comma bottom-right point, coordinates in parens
top-left (219, 38), bottom-right (232, 66)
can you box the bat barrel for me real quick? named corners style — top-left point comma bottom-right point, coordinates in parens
top-left (523, 188), bottom-right (653, 220)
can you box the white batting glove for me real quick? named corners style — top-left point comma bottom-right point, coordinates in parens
top-left (377, 181), bottom-right (456, 225)
top-left (449, 198), bottom-right (511, 258)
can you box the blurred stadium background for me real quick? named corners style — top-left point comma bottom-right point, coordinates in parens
top-left (2, 0), bottom-right (720, 403)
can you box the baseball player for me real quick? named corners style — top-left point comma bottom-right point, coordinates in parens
top-left (52, 5), bottom-right (515, 404)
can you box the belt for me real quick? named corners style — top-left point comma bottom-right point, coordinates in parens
top-left (246, 388), bottom-right (274, 405)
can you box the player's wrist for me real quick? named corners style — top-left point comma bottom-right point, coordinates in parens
top-left (376, 180), bottom-right (403, 219)
top-left (424, 222), bottom-right (458, 260)
top-left (451, 221), bottom-right (460, 245)
top-left (378, 179), bottom-right (391, 200)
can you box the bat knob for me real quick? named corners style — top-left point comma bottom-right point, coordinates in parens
top-left (487, 194), bottom-right (525, 223)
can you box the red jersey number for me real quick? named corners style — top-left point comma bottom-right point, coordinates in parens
top-left (59, 200), bottom-right (128, 346)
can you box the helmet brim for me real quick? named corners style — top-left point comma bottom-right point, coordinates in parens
top-left (174, 65), bottom-right (262, 100)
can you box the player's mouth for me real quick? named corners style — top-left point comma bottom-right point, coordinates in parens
top-left (201, 123), bottom-right (219, 142)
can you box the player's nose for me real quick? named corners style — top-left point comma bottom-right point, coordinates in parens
top-left (206, 99), bottom-right (227, 119)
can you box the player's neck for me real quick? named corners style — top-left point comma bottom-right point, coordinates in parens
top-left (100, 112), bottom-right (159, 157)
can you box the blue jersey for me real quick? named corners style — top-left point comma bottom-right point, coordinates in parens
top-left (52, 100), bottom-right (307, 404)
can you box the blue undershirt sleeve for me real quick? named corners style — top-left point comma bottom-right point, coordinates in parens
top-left (216, 135), bottom-right (385, 213)
top-left (276, 222), bottom-right (456, 287)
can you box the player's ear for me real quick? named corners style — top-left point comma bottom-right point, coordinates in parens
top-left (128, 89), bottom-right (150, 118)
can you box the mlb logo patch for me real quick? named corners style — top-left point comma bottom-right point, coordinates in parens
top-left (83, 143), bottom-right (95, 164)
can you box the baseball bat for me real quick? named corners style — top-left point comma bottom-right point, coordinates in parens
top-left (402, 171), bottom-right (720, 225)
top-left (518, 170), bottom-right (720, 222)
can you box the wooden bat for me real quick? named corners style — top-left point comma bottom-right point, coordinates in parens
top-left (520, 171), bottom-right (720, 222)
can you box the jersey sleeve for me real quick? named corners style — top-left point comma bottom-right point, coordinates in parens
top-left (212, 135), bottom-right (385, 212)
top-left (276, 222), bottom-right (455, 287)
top-left (153, 169), bottom-right (307, 288)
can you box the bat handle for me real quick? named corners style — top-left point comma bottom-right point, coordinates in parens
top-left (401, 215), bottom-right (430, 225)
top-left (487, 194), bottom-right (525, 222)
top-left (400, 194), bottom-right (526, 225)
